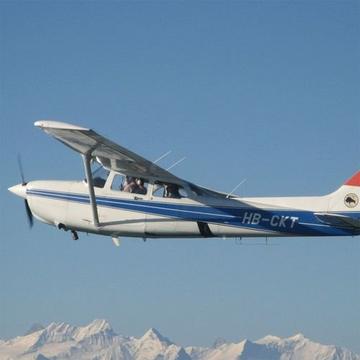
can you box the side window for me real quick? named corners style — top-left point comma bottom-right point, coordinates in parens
top-left (111, 174), bottom-right (125, 191)
top-left (178, 187), bottom-right (189, 198)
top-left (153, 183), bottom-right (166, 197)
top-left (153, 182), bottom-right (188, 199)
top-left (111, 175), bottom-right (148, 195)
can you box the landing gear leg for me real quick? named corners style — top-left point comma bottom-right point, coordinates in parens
top-left (71, 230), bottom-right (79, 240)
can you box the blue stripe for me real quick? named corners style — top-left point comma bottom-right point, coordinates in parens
top-left (27, 189), bottom-right (360, 237)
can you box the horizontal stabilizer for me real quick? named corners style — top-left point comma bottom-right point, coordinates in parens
top-left (315, 213), bottom-right (360, 229)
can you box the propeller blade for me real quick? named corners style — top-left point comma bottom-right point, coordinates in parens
top-left (24, 199), bottom-right (34, 228)
top-left (16, 155), bottom-right (33, 228)
top-left (17, 154), bottom-right (26, 185)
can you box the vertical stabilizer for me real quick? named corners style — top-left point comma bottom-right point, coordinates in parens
top-left (328, 171), bottom-right (360, 212)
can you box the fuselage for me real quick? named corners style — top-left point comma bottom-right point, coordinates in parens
top-left (9, 120), bottom-right (360, 242)
top-left (19, 176), bottom-right (360, 239)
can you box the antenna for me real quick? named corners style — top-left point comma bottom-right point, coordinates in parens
top-left (226, 178), bottom-right (247, 198)
top-left (166, 157), bottom-right (186, 171)
top-left (153, 150), bottom-right (172, 164)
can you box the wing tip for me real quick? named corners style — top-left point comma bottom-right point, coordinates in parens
top-left (344, 170), bottom-right (360, 187)
top-left (34, 120), bottom-right (89, 131)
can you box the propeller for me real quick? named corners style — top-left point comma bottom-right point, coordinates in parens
top-left (17, 154), bottom-right (26, 185)
top-left (24, 198), bottom-right (34, 228)
top-left (17, 154), bottom-right (34, 228)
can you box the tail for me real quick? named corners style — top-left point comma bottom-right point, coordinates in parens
top-left (328, 171), bottom-right (360, 211)
top-left (315, 171), bottom-right (360, 230)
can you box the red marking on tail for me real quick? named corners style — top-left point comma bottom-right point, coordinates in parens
top-left (345, 171), bottom-right (360, 186)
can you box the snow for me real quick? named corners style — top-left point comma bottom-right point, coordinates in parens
top-left (0, 319), bottom-right (358, 360)
top-left (257, 335), bottom-right (282, 344)
top-left (139, 328), bottom-right (172, 345)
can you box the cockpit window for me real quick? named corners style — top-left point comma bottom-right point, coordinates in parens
top-left (111, 174), bottom-right (148, 195)
top-left (111, 174), bottom-right (125, 191)
top-left (90, 165), bottom-right (109, 188)
top-left (153, 182), bottom-right (188, 199)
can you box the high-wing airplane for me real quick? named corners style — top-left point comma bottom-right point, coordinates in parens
top-left (8, 121), bottom-right (360, 245)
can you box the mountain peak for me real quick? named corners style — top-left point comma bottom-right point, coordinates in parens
top-left (45, 321), bottom-right (73, 333)
top-left (289, 333), bottom-right (306, 341)
top-left (256, 334), bottom-right (282, 344)
top-left (85, 319), bottom-right (112, 333)
top-left (143, 327), bottom-right (163, 339)
top-left (141, 327), bottom-right (172, 345)
top-left (73, 319), bottom-right (115, 343)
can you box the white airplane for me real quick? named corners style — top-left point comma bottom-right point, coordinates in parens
top-left (8, 121), bottom-right (360, 245)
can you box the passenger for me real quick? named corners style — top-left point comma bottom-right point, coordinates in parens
top-left (120, 176), bottom-right (131, 191)
top-left (135, 178), bottom-right (147, 195)
top-left (165, 184), bottom-right (181, 199)
top-left (123, 177), bottom-right (137, 193)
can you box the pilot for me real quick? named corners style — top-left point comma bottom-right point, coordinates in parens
top-left (165, 184), bottom-right (181, 199)
top-left (135, 178), bottom-right (147, 195)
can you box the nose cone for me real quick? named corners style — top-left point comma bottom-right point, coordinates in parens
top-left (8, 183), bottom-right (27, 199)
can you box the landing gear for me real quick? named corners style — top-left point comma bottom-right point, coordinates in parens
top-left (56, 222), bottom-right (79, 241)
top-left (71, 230), bottom-right (79, 240)
top-left (57, 223), bottom-right (67, 231)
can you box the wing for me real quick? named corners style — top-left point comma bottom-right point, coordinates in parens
top-left (35, 120), bottom-right (184, 184)
top-left (315, 212), bottom-right (360, 229)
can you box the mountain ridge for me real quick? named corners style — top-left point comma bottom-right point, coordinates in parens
top-left (0, 320), bottom-right (358, 360)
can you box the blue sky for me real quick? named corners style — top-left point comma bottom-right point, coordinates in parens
top-left (1, 0), bottom-right (359, 353)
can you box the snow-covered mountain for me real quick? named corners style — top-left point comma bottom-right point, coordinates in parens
top-left (0, 319), bottom-right (358, 360)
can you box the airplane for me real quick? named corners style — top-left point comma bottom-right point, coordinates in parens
top-left (8, 120), bottom-right (360, 245)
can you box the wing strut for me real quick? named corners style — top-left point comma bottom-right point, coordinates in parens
top-left (82, 152), bottom-right (100, 227)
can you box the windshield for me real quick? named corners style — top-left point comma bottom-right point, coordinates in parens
top-left (92, 165), bottom-right (109, 188)
top-left (83, 163), bottom-right (109, 188)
